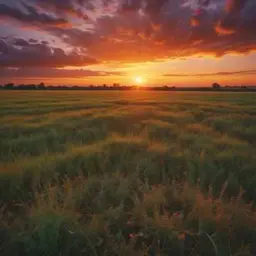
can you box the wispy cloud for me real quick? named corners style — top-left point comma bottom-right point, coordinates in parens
top-left (164, 69), bottom-right (256, 77)
top-left (0, 67), bottom-right (124, 78)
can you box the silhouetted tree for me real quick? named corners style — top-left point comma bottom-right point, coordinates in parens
top-left (24, 84), bottom-right (36, 90)
top-left (37, 82), bottom-right (45, 89)
top-left (212, 83), bottom-right (221, 89)
top-left (4, 83), bottom-right (14, 89)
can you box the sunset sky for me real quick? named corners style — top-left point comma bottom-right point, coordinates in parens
top-left (0, 0), bottom-right (255, 87)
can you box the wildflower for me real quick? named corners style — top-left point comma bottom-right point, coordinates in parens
top-left (129, 234), bottom-right (135, 239)
top-left (129, 233), bottom-right (144, 239)
top-left (174, 212), bottom-right (181, 217)
top-left (178, 233), bottom-right (186, 241)
top-left (127, 220), bottom-right (134, 225)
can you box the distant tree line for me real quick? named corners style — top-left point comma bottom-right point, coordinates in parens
top-left (0, 82), bottom-right (255, 92)
top-left (0, 83), bottom-right (46, 90)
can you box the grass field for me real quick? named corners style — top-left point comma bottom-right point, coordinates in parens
top-left (0, 91), bottom-right (256, 255)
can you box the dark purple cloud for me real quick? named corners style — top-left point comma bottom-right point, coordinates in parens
top-left (226, 0), bottom-right (249, 12)
top-left (0, 2), bottom-right (68, 26)
top-left (31, 0), bottom-right (94, 20)
top-left (0, 39), bottom-right (97, 67)
top-left (0, 39), bottom-right (9, 54)
top-left (29, 38), bottom-right (38, 43)
top-left (12, 38), bottom-right (30, 46)
top-left (215, 0), bottom-right (253, 34)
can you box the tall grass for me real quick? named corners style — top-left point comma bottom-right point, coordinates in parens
top-left (0, 91), bottom-right (255, 255)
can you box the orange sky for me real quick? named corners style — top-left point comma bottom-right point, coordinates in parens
top-left (4, 53), bottom-right (255, 87)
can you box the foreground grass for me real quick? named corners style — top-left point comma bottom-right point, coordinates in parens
top-left (0, 91), bottom-right (256, 255)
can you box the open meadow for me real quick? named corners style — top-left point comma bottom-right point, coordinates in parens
top-left (0, 91), bottom-right (256, 255)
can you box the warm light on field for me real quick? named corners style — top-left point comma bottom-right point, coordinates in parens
top-left (0, 91), bottom-right (255, 255)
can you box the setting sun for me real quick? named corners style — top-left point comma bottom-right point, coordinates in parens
top-left (134, 76), bottom-right (144, 85)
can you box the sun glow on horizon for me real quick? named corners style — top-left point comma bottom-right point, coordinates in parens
top-left (134, 76), bottom-right (145, 85)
